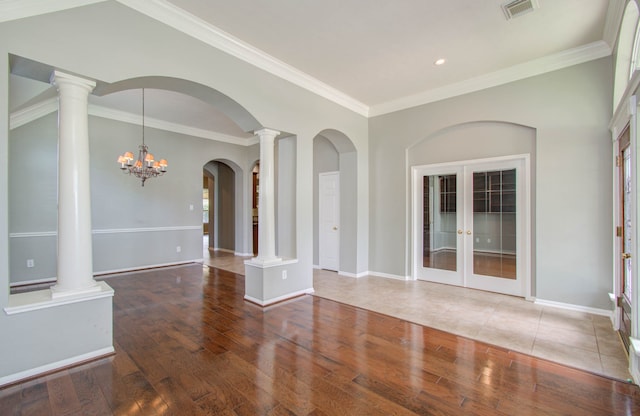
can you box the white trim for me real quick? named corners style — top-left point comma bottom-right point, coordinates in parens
top-left (1, 1), bottom-right (614, 118)
top-left (313, 264), bottom-right (321, 270)
top-left (0, 0), bottom-right (107, 23)
top-left (369, 41), bottom-right (612, 116)
top-left (89, 105), bottom-right (259, 146)
top-left (9, 100), bottom-right (258, 146)
top-left (631, 341), bottom-right (640, 384)
top-left (115, 0), bottom-right (369, 117)
top-left (244, 288), bottom-right (314, 307)
top-left (93, 225), bottom-right (202, 234)
top-left (244, 258), bottom-right (299, 269)
top-left (338, 270), bottom-right (368, 278)
top-left (534, 298), bottom-right (614, 318)
top-left (0, 346), bottom-right (114, 388)
top-left (631, 337), bottom-right (640, 357)
top-left (4, 281), bottom-right (114, 315)
top-left (9, 97), bottom-right (58, 130)
top-left (9, 225), bottom-right (202, 238)
top-left (213, 247), bottom-right (235, 254)
top-left (368, 271), bottom-right (411, 281)
top-left (603, 0), bottom-right (627, 49)
top-left (9, 231), bottom-right (57, 238)
top-left (234, 252), bottom-right (254, 257)
top-left (10, 277), bottom-right (56, 288)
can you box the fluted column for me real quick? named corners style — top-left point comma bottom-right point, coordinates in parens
top-left (253, 128), bottom-right (281, 265)
top-left (50, 71), bottom-right (99, 298)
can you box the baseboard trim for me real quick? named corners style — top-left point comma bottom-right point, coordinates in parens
top-left (10, 277), bottom-right (56, 288)
top-left (630, 340), bottom-right (640, 384)
top-left (213, 248), bottom-right (235, 254)
top-left (338, 271), bottom-right (369, 278)
top-left (94, 260), bottom-right (201, 277)
top-left (244, 288), bottom-right (314, 307)
top-left (534, 298), bottom-right (613, 317)
top-left (368, 271), bottom-right (411, 281)
top-left (0, 346), bottom-right (115, 388)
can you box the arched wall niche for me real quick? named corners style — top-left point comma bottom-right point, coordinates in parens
top-left (313, 129), bottom-right (359, 275)
top-left (407, 120), bottom-right (537, 291)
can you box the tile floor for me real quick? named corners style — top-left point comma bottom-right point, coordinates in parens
top-left (201, 246), bottom-right (632, 381)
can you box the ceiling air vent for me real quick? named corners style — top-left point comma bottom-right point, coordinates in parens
top-left (501, 0), bottom-right (539, 20)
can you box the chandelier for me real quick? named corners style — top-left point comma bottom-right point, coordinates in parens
top-left (117, 88), bottom-right (168, 186)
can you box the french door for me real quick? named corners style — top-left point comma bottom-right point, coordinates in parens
top-left (413, 156), bottom-right (529, 297)
top-left (618, 126), bottom-right (632, 353)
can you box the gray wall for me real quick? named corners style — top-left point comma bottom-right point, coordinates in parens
top-left (370, 57), bottom-right (613, 309)
top-left (9, 111), bottom-right (252, 283)
top-left (277, 136), bottom-right (297, 259)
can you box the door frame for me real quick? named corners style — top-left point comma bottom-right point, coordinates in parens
top-left (411, 154), bottom-right (531, 298)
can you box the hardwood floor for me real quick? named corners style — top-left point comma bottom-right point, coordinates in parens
top-left (1, 263), bottom-right (639, 415)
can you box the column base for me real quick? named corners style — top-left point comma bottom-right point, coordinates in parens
top-left (245, 256), bottom-right (283, 267)
top-left (50, 282), bottom-right (102, 299)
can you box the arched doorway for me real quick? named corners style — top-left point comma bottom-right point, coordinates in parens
top-left (313, 129), bottom-right (358, 275)
top-left (203, 160), bottom-right (240, 256)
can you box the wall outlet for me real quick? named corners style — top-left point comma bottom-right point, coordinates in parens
top-left (282, 270), bottom-right (287, 280)
top-left (189, 204), bottom-right (194, 211)
top-left (475, 237), bottom-right (479, 243)
top-left (176, 246), bottom-right (181, 253)
top-left (487, 238), bottom-right (492, 243)
top-left (26, 259), bottom-right (34, 268)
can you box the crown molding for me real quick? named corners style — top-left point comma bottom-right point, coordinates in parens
top-left (0, 0), bottom-right (107, 23)
top-left (115, 0), bottom-right (370, 117)
top-left (9, 97), bottom-right (57, 129)
top-left (369, 40), bottom-right (613, 117)
top-left (9, 99), bottom-right (257, 146)
top-left (89, 105), bottom-right (259, 146)
top-left (3, 0), bottom-right (618, 120)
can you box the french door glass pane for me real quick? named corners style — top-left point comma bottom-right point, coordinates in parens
top-left (423, 174), bottom-right (457, 271)
top-left (472, 169), bottom-right (516, 279)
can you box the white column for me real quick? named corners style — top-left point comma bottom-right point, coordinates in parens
top-left (50, 71), bottom-right (99, 298)
top-left (252, 128), bottom-right (281, 265)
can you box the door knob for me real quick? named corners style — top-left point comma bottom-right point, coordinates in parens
top-left (457, 229), bottom-right (463, 235)
top-left (333, 226), bottom-right (338, 231)
top-left (466, 230), bottom-right (472, 235)
top-left (623, 252), bottom-right (632, 260)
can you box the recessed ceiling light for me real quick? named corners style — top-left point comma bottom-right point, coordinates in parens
top-left (434, 58), bottom-right (446, 66)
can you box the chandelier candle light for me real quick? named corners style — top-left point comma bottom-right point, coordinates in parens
top-left (117, 88), bottom-right (168, 186)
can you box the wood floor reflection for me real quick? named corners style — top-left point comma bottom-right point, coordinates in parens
top-left (1, 264), bottom-right (638, 415)
top-left (424, 250), bottom-right (516, 279)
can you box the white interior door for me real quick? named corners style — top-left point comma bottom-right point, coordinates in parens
top-left (413, 166), bottom-right (464, 286)
top-left (319, 172), bottom-right (340, 271)
top-left (464, 159), bottom-right (527, 296)
top-left (413, 156), bottom-right (529, 297)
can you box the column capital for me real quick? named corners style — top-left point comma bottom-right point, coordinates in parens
top-left (50, 70), bottom-right (96, 93)
top-left (254, 128), bottom-right (281, 140)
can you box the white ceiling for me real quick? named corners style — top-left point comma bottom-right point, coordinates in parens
top-left (4, 0), bottom-right (621, 139)
top-left (167, 0), bottom-right (611, 107)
